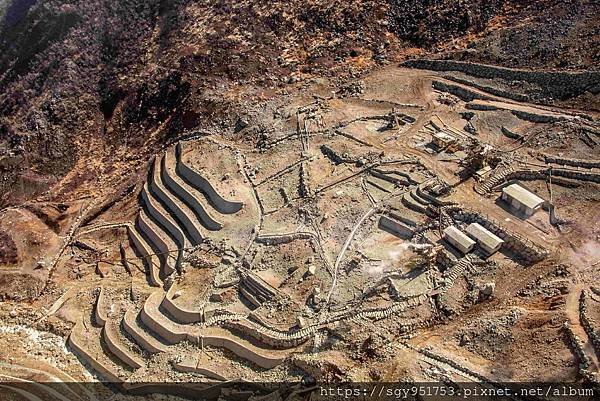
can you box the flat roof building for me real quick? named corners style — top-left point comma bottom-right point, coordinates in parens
top-left (443, 226), bottom-right (476, 254)
top-left (431, 131), bottom-right (457, 149)
top-left (501, 183), bottom-right (545, 217)
top-left (465, 223), bottom-right (504, 255)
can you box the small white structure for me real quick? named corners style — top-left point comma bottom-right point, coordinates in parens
top-left (432, 131), bottom-right (457, 148)
top-left (465, 223), bottom-right (504, 255)
top-left (501, 183), bottom-right (545, 217)
top-left (443, 226), bottom-right (475, 254)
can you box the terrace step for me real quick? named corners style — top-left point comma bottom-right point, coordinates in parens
top-left (127, 225), bottom-right (162, 287)
top-left (172, 356), bottom-right (228, 381)
top-left (68, 320), bottom-right (127, 383)
top-left (161, 149), bottom-right (224, 231)
top-left (410, 187), bottom-right (430, 206)
top-left (122, 309), bottom-right (168, 355)
top-left (175, 142), bottom-right (244, 215)
top-left (148, 156), bottom-right (205, 245)
top-left (139, 291), bottom-right (289, 369)
top-left (140, 184), bottom-right (186, 271)
top-left (137, 211), bottom-right (177, 278)
top-left (102, 320), bottom-right (145, 369)
top-left (401, 190), bottom-right (428, 213)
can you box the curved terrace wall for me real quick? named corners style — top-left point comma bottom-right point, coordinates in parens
top-left (127, 226), bottom-right (162, 287)
top-left (122, 310), bottom-right (167, 354)
top-left (137, 212), bottom-right (174, 277)
top-left (68, 323), bottom-right (123, 383)
top-left (175, 143), bottom-right (244, 214)
top-left (139, 292), bottom-right (287, 369)
top-left (148, 157), bottom-right (204, 245)
top-left (140, 185), bottom-right (185, 271)
top-left (161, 152), bottom-right (223, 231)
top-left (102, 322), bottom-right (144, 369)
top-left (94, 287), bottom-right (107, 327)
top-left (162, 286), bottom-right (203, 324)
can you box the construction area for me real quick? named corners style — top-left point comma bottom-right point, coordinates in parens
top-left (1, 59), bottom-right (599, 400)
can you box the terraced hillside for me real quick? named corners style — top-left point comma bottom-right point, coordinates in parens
top-left (0, 0), bottom-right (599, 400)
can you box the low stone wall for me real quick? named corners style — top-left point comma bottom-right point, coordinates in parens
top-left (511, 110), bottom-right (563, 124)
top-left (122, 309), bottom-right (167, 354)
top-left (501, 126), bottom-right (522, 140)
top-left (551, 168), bottom-right (600, 184)
top-left (431, 80), bottom-right (491, 102)
top-left (161, 149), bottom-right (223, 231)
top-left (102, 322), bottom-right (144, 369)
top-left (579, 291), bottom-right (600, 360)
top-left (140, 184), bottom-right (185, 272)
top-left (320, 144), bottom-right (356, 165)
top-left (175, 142), bottom-right (244, 215)
top-left (148, 157), bottom-right (204, 245)
top-left (444, 74), bottom-right (530, 102)
top-left (444, 206), bottom-right (548, 264)
top-left (68, 322), bottom-right (123, 383)
top-left (222, 319), bottom-right (314, 349)
top-left (564, 323), bottom-right (591, 372)
top-left (137, 212), bottom-right (173, 277)
top-left (544, 155), bottom-right (600, 169)
top-left (403, 59), bottom-right (600, 101)
top-left (255, 232), bottom-right (315, 245)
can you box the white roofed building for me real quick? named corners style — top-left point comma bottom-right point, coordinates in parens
top-left (443, 226), bottom-right (476, 254)
top-left (465, 223), bottom-right (504, 255)
top-left (501, 183), bottom-right (545, 217)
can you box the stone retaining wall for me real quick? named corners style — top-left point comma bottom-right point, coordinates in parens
top-left (140, 184), bottom-right (185, 272)
top-left (94, 287), bottom-right (107, 327)
top-left (255, 232), bottom-right (315, 245)
top-left (443, 206), bottom-right (548, 263)
top-left (102, 322), bottom-right (144, 369)
top-left (122, 310), bottom-right (167, 354)
top-left (431, 80), bottom-right (491, 102)
top-left (378, 215), bottom-right (414, 239)
top-left (579, 291), bottom-right (600, 360)
top-left (175, 142), bottom-right (244, 214)
top-left (68, 323), bottom-right (123, 383)
top-left (403, 59), bottom-right (600, 101)
top-left (126, 226), bottom-right (162, 287)
top-left (161, 149), bottom-right (223, 231)
top-left (564, 323), bottom-right (591, 372)
top-left (544, 155), bottom-right (600, 169)
top-left (161, 287), bottom-right (203, 324)
top-left (148, 157), bottom-right (204, 245)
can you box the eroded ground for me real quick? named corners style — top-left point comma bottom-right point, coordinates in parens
top-left (1, 62), bottom-right (599, 399)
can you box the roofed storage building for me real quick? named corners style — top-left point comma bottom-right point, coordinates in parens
top-left (465, 223), bottom-right (504, 255)
top-left (501, 183), bottom-right (545, 217)
top-left (443, 226), bottom-right (475, 254)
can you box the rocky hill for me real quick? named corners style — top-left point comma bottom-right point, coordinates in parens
top-left (0, 0), bottom-right (598, 207)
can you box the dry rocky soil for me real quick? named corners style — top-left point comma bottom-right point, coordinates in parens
top-left (0, 0), bottom-right (599, 400)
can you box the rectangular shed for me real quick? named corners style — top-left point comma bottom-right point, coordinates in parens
top-left (501, 183), bottom-right (545, 217)
top-left (443, 226), bottom-right (476, 254)
top-left (465, 222), bottom-right (504, 255)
